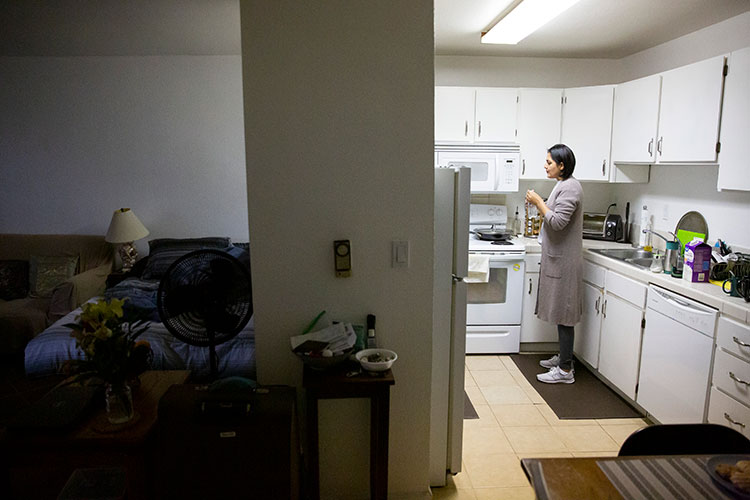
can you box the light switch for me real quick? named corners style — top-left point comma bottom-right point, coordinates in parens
top-left (392, 240), bottom-right (409, 268)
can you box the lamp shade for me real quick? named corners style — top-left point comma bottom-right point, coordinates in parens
top-left (105, 208), bottom-right (149, 243)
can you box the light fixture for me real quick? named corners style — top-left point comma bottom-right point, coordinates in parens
top-left (105, 208), bottom-right (149, 272)
top-left (481, 0), bottom-right (582, 45)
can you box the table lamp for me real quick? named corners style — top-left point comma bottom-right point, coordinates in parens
top-left (105, 208), bottom-right (149, 272)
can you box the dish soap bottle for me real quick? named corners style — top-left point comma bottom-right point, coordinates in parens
top-left (639, 205), bottom-right (651, 249)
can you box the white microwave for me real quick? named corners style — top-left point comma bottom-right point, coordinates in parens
top-left (435, 147), bottom-right (520, 193)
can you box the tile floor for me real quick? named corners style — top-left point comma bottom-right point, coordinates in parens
top-left (431, 354), bottom-right (650, 500)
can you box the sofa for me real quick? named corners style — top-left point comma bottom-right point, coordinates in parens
top-left (0, 234), bottom-right (113, 355)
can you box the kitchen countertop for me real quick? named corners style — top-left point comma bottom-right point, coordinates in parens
top-left (516, 236), bottom-right (750, 324)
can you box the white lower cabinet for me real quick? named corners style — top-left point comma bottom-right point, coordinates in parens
top-left (599, 292), bottom-right (645, 401)
top-left (575, 261), bottom-right (606, 368)
top-left (709, 388), bottom-right (750, 438)
top-left (521, 254), bottom-right (557, 343)
top-left (708, 316), bottom-right (750, 435)
top-left (576, 281), bottom-right (603, 368)
top-left (596, 270), bottom-right (647, 401)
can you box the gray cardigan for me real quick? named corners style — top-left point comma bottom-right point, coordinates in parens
top-left (535, 176), bottom-right (584, 326)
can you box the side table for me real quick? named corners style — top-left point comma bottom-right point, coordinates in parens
top-left (0, 370), bottom-right (190, 499)
top-left (303, 365), bottom-right (395, 500)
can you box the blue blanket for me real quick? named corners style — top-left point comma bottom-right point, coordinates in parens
top-left (25, 278), bottom-right (256, 381)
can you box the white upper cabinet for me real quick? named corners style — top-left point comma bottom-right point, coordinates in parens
top-left (435, 87), bottom-right (475, 143)
top-left (611, 74), bottom-right (661, 164)
top-left (657, 55), bottom-right (726, 163)
top-left (435, 87), bottom-right (518, 144)
top-left (561, 85), bottom-right (615, 181)
top-left (474, 88), bottom-right (519, 143)
top-left (717, 46), bottom-right (750, 192)
top-left (517, 88), bottom-right (563, 179)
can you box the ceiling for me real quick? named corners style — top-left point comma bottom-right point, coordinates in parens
top-left (435, 0), bottom-right (750, 59)
top-left (1, 0), bottom-right (749, 58)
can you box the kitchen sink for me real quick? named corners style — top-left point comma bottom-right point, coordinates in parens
top-left (589, 248), bottom-right (653, 270)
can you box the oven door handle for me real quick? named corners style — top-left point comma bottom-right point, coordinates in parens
top-left (470, 252), bottom-right (525, 262)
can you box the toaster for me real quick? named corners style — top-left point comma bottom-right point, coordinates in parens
top-left (583, 213), bottom-right (624, 241)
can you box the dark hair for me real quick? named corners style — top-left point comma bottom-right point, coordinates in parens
top-left (548, 144), bottom-right (576, 179)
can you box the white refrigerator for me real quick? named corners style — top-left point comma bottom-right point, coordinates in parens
top-left (430, 166), bottom-right (470, 486)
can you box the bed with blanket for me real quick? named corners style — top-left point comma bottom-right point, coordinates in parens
top-left (24, 237), bottom-right (255, 382)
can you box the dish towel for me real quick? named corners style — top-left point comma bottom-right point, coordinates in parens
top-left (466, 254), bottom-right (490, 283)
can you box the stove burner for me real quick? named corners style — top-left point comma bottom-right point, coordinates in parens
top-left (491, 240), bottom-right (514, 245)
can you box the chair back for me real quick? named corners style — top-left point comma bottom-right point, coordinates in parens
top-left (618, 423), bottom-right (750, 456)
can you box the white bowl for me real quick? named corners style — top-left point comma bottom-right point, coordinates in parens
top-left (356, 348), bottom-right (397, 372)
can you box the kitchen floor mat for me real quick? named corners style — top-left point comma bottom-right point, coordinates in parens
top-left (464, 390), bottom-right (479, 419)
top-left (510, 354), bottom-right (643, 419)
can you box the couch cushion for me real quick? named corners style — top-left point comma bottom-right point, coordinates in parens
top-left (0, 260), bottom-right (29, 300)
top-left (29, 255), bottom-right (79, 298)
top-left (0, 234), bottom-right (113, 273)
top-left (142, 237), bottom-right (231, 279)
top-left (0, 297), bottom-right (50, 355)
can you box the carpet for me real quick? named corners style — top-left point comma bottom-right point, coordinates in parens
top-left (464, 390), bottom-right (479, 419)
top-left (510, 353), bottom-right (643, 420)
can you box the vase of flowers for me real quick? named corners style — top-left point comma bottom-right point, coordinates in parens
top-left (65, 298), bottom-right (152, 424)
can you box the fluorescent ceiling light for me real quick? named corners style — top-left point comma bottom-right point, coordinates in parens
top-left (481, 0), bottom-right (582, 45)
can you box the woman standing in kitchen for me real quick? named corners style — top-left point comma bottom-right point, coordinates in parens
top-left (525, 144), bottom-right (583, 384)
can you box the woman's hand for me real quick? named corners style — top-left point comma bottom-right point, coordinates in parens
top-left (526, 189), bottom-right (549, 216)
top-left (526, 189), bottom-right (543, 208)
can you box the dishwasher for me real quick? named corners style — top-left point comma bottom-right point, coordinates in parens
top-left (636, 285), bottom-right (718, 424)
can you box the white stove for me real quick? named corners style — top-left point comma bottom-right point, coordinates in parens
top-left (468, 204), bottom-right (525, 254)
top-left (466, 204), bottom-right (526, 354)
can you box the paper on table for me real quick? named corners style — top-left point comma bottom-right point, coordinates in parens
top-left (290, 322), bottom-right (356, 354)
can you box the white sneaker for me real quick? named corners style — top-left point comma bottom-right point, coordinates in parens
top-left (537, 366), bottom-right (575, 384)
top-left (539, 354), bottom-right (559, 369)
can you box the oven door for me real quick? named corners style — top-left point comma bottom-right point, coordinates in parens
top-left (466, 254), bottom-right (525, 325)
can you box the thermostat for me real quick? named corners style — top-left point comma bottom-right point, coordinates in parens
top-left (334, 240), bottom-right (351, 277)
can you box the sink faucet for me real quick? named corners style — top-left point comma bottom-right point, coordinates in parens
top-left (642, 229), bottom-right (679, 245)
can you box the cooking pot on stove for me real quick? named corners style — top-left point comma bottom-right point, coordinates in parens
top-left (472, 226), bottom-right (512, 241)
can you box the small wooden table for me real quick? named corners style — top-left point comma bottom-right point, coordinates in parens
top-left (1, 370), bottom-right (190, 499)
top-left (303, 365), bottom-right (395, 500)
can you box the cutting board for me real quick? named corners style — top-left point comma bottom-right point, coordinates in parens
top-left (676, 229), bottom-right (706, 252)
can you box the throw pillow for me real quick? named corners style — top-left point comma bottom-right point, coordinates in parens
top-left (29, 255), bottom-right (79, 298)
top-left (141, 237), bottom-right (232, 279)
top-left (0, 260), bottom-right (30, 300)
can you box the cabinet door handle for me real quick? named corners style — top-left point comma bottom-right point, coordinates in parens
top-left (657, 137), bottom-right (663, 155)
top-left (464, 121), bottom-right (468, 137)
top-left (725, 412), bottom-right (747, 429)
top-left (733, 336), bottom-right (750, 348)
top-left (522, 159), bottom-right (526, 175)
top-left (648, 139), bottom-right (653, 155)
top-left (478, 121), bottom-right (482, 137)
top-left (729, 371), bottom-right (750, 386)
top-left (602, 159), bottom-right (606, 176)
top-left (602, 299), bottom-right (607, 318)
top-left (528, 278), bottom-right (533, 295)
top-left (595, 296), bottom-right (600, 314)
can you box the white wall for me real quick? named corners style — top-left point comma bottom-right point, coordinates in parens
top-left (0, 55), bottom-right (248, 252)
top-left (241, 1), bottom-right (434, 498)
top-left (619, 11), bottom-right (750, 81)
top-left (436, 55), bottom-right (623, 88)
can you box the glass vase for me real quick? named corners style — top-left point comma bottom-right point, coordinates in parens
top-left (105, 382), bottom-right (133, 424)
